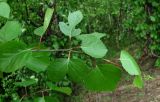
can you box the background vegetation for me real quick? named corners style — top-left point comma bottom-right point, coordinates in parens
top-left (0, 0), bottom-right (159, 102)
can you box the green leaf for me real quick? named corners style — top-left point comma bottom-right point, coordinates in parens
top-left (133, 75), bottom-right (144, 88)
top-left (120, 50), bottom-right (141, 75)
top-left (26, 52), bottom-right (50, 73)
top-left (59, 22), bottom-right (71, 36)
top-left (0, 2), bottom-right (10, 18)
top-left (68, 10), bottom-right (83, 28)
top-left (84, 64), bottom-right (121, 91)
top-left (76, 32), bottom-right (107, 58)
top-left (47, 59), bottom-right (68, 82)
top-left (47, 82), bottom-right (72, 95)
top-left (14, 79), bottom-right (37, 87)
top-left (0, 41), bottom-right (26, 56)
top-left (72, 28), bottom-right (81, 36)
top-left (44, 96), bottom-right (59, 102)
top-left (0, 49), bottom-right (32, 72)
top-left (47, 58), bottom-right (90, 83)
top-left (34, 97), bottom-right (45, 102)
top-left (34, 8), bottom-right (54, 36)
top-left (67, 59), bottom-right (90, 83)
top-left (34, 26), bottom-right (44, 36)
top-left (26, 56), bottom-right (50, 73)
top-left (44, 8), bottom-right (54, 30)
top-left (155, 58), bottom-right (160, 67)
top-left (0, 21), bottom-right (21, 42)
top-left (150, 16), bottom-right (156, 22)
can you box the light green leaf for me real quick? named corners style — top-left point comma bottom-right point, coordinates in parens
top-left (84, 64), bottom-right (121, 91)
top-left (72, 28), bottom-right (81, 36)
top-left (44, 8), bottom-right (54, 30)
top-left (0, 49), bottom-right (32, 72)
top-left (68, 10), bottom-right (83, 28)
top-left (120, 50), bottom-right (141, 75)
top-left (34, 8), bottom-right (54, 36)
top-left (150, 16), bottom-right (156, 22)
top-left (0, 2), bottom-right (10, 18)
top-left (133, 75), bottom-right (144, 88)
top-left (0, 21), bottom-right (21, 42)
top-left (34, 26), bottom-right (44, 36)
top-left (14, 79), bottom-right (37, 87)
top-left (76, 32), bottom-right (107, 58)
top-left (47, 82), bottom-right (72, 95)
top-left (59, 22), bottom-right (71, 36)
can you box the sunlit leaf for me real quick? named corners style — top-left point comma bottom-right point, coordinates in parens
top-left (133, 75), bottom-right (144, 88)
top-left (0, 2), bottom-right (10, 18)
top-left (120, 50), bottom-right (141, 75)
top-left (77, 32), bottom-right (107, 58)
top-left (0, 21), bottom-right (21, 42)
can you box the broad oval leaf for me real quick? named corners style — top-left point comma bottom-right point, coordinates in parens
top-left (68, 10), bottom-right (83, 28)
top-left (26, 56), bottom-right (50, 73)
top-left (47, 58), bottom-right (90, 83)
top-left (0, 2), bottom-right (10, 18)
top-left (84, 64), bottom-right (121, 91)
top-left (76, 32), bottom-right (107, 58)
top-left (120, 50), bottom-right (141, 75)
top-left (0, 21), bottom-right (21, 42)
top-left (47, 59), bottom-right (69, 82)
top-left (67, 59), bottom-right (90, 83)
top-left (0, 49), bottom-right (32, 72)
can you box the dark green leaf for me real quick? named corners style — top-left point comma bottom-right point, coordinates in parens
top-left (47, 82), bottom-right (72, 95)
top-left (84, 64), bottom-right (121, 91)
top-left (14, 79), bottom-right (37, 87)
top-left (47, 59), bottom-right (68, 82)
top-left (0, 49), bottom-right (32, 72)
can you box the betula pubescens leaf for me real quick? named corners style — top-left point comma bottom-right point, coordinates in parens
top-left (120, 50), bottom-right (141, 75)
top-left (84, 64), bottom-right (121, 91)
top-left (0, 21), bottom-right (21, 42)
top-left (0, 2), bottom-right (10, 18)
top-left (0, 41), bottom-right (32, 72)
top-left (76, 32), bottom-right (108, 58)
top-left (68, 10), bottom-right (83, 28)
top-left (59, 11), bottom-right (83, 37)
top-left (47, 58), bottom-right (90, 83)
top-left (34, 8), bottom-right (54, 36)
